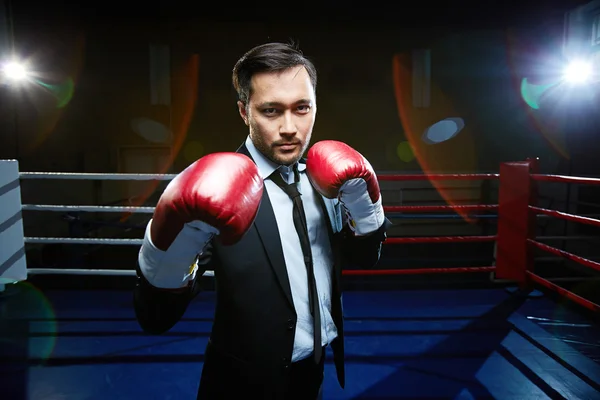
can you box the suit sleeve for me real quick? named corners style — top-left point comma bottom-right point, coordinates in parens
top-left (133, 242), bottom-right (215, 335)
top-left (339, 217), bottom-right (392, 269)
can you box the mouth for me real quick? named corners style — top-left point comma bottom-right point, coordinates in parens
top-left (276, 143), bottom-right (299, 151)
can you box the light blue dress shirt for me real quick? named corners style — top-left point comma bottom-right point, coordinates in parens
top-left (245, 136), bottom-right (339, 362)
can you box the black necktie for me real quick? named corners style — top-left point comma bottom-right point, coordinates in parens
top-left (270, 165), bottom-right (322, 364)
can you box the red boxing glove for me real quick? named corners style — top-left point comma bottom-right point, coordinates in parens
top-left (307, 140), bottom-right (384, 235)
top-left (139, 152), bottom-right (263, 288)
top-left (151, 152), bottom-right (263, 248)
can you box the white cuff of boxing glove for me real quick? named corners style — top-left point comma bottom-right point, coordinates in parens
top-left (339, 178), bottom-right (385, 236)
top-left (138, 219), bottom-right (219, 289)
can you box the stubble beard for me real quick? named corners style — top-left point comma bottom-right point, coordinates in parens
top-left (250, 125), bottom-right (311, 166)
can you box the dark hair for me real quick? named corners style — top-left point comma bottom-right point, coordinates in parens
top-left (232, 42), bottom-right (317, 104)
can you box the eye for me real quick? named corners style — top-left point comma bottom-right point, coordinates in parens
top-left (263, 108), bottom-right (278, 116)
top-left (297, 105), bottom-right (311, 113)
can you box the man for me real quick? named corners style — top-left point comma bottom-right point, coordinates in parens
top-left (133, 42), bottom-right (390, 399)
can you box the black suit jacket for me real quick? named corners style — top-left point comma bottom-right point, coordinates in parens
top-left (133, 143), bottom-right (389, 399)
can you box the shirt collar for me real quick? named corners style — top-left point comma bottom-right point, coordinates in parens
top-left (244, 135), bottom-right (306, 180)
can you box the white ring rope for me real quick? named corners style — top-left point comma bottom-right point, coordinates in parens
top-left (20, 172), bottom-right (177, 180)
top-left (22, 204), bottom-right (155, 213)
top-left (25, 237), bottom-right (143, 245)
top-left (15, 170), bottom-right (215, 277)
top-left (27, 268), bottom-right (215, 277)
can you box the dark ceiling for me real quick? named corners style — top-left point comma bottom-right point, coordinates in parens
top-left (8, 0), bottom-right (589, 29)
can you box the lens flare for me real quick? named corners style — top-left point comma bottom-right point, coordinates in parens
top-left (520, 78), bottom-right (558, 110)
top-left (2, 61), bottom-right (30, 81)
top-left (1, 282), bottom-right (58, 365)
top-left (563, 60), bottom-right (593, 84)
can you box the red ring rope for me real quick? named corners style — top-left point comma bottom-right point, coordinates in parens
top-left (343, 266), bottom-right (495, 276)
top-left (526, 272), bottom-right (600, 313)
top-left (386, 236), bottom-right (496, 244)
top-left (377, 173), bottom-right (499, 181)
top-left (385, 205), bottom-right (498, 213)
top-left (341, 164), bottom-right (600, 316)
top-left (529, 206), bottom-right (600, 228)
top-left (528, 239), bottom-right (600, 273)
top-left (531, 174), bottom-right (600, 185)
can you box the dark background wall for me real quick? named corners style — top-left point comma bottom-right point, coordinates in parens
top-left (3, 1), bottom-right (591, 173)
top-left (1, 0), bottom-right (598, 279)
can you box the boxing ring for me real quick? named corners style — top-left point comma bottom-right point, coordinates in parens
top-left (2, 158), bottom-right (600, 399)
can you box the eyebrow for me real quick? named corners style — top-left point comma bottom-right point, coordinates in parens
top-left (257, 99), bottom-right (312, 108)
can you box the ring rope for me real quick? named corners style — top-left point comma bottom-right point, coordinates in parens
top-left (22, 204), bottom-right (156, 213)
top-left (20, 203), bottom-right (600, 224)
top-left (25, 237), bottom-right (143, 245)
top-left (27, 264), bottom-right (600, 279)
top-left (26, 268), bottom-right (215, 277)
top-left (21, 204), bottom-right (500, 215)
top-left (19, 171), bottom-right (501, 182)
top-left (19, 172), bottom-right (598, 185)
top-left (537, 236), bottom-right (600, 241)
top-left (531, 174), bottom-right (600, 185)
top-left (530, 206), bottom-right (600, 228)
top-left (386, 235), bottom-right (496, 244)
top-left (24, 236), bottom-right (499, 246)
top-left (23, 235), bottom-right (596, 247)
top-left (392, 214), bottom-right (497, 220)
top-left (377, 173), bottom-right (499, 181)
top-left (19, 172), bottom-right (177, 181)
top-left (526, 272), bottom-right (600, 313)
top-left (343, 266), bottom-right (496, 275)
top-left (528, 239), bottom-right (600, 273)
top-left (386, 205), bottom-right (498, 213)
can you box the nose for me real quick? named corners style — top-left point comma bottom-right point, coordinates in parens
top-left (279, 111), bottom-right (297, 136)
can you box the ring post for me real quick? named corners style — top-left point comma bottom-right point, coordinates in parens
top-left (0, 160), bottom-right (27, 292)
top-left (495, 158), bottom-right (538, 287)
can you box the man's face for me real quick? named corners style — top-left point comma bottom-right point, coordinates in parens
top-left (238, 66), bottom-right (316, 166)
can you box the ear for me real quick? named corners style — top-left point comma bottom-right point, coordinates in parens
top-left (237, 101), bottom-right (249, 126)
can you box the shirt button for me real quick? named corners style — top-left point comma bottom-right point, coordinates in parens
top-left (286, 319), bottom-right (294, 330)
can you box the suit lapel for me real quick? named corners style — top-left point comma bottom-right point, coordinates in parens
top-left (236, 143), bottom-right (344, 308)
top-left (253, 189), bottom-right (295, 309)
top-left (237, 144), bottom-right (294, 309)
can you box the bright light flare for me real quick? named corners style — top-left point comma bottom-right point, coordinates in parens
top-left (563, 60), bottom-right (593, 84)
top-left (2, 61), bottom-right (30, 82)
